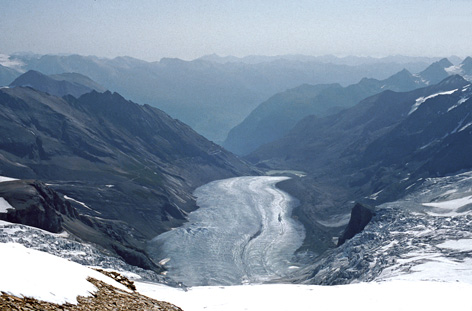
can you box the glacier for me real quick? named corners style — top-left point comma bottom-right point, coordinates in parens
top-left (148, 176), bottom-right (305, 286)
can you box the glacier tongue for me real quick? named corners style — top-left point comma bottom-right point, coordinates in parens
top-left (148, 176), bottom-right (305, 286)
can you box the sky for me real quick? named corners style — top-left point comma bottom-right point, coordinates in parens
top-left (1, 0), bottom-right (472, 61)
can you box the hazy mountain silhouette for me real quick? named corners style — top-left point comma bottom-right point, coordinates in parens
top-left (13, 53), bottom-right (433, 142)
top-left (224, 64), bottom-right (434, 155)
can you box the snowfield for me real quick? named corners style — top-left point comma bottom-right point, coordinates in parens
top-left (135, 281), bottom-right (472, 311)
top-left (0, 243), bottom-right (130, 305)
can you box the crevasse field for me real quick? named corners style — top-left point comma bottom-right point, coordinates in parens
top-left (148, 176), bottom-right (305, 286)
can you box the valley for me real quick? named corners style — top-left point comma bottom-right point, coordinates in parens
top-left (2, 52), bottom-right (472, 310)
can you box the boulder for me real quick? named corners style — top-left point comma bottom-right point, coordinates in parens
top-left (337, 203), bottom-right (375, 246)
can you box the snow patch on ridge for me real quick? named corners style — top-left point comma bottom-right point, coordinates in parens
top-left (448, 96), bottom-right (470, 112)
top-left (64, 195), bottom-right (100, 214)
top-left (136, 280), bottom-right (472, 311)
top-left (409, 89), bottom-right (458, 115)
top-left (0, 175), bottom-right (18, 183)
top-left (445, 65), bottom-right (463, 75)
top-left (0, 197), bottom-right (14, 213)
top-left (0, 54), bottom-right (24, 70)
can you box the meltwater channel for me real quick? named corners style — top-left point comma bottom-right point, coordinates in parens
top-left (148, 176), bottom-right (305, 286)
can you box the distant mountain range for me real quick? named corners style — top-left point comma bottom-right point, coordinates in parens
top-left (197, 53), bottom-right (449, 66)
top-left (225, 57), bottom-right (472, 155)
top-left (1, 53), bottom-right (438, 142)
top-left (0, 80), bottom-right (255, 269)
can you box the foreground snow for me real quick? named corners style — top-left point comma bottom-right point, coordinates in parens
top-left (2, 240), bottom-right (472, 310)
top-left (0, 243), bottom-right (130, 304)
top-left (136, 280), bottom-right (472, 311)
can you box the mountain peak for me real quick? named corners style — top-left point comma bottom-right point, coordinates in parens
top-left (462, 56), bottom-right (472, 64)
top-left (10, 70), bottom-right (105, 98)
top-left (437, 58), bottom-right (453, 68)
top-left (389, 68), bottom-right (413, 79)
top-left (461, 56), bottom-right (472, 73)
top-left (419, 59), bottom-right (451, 84)
top-left (10, 70), bottom-right (47, 83)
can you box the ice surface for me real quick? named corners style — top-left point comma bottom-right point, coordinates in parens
top-left (0, 197), bottom-right (14, 213)
top-left (422, 195), bottom-right (472, 216)
top-left (0, 243), bottom-right (130, 304)
top-left (437, 239), bottom-right (472, 252)
top-left (149, 176), bottom-right (305, 286)
top-left (379, 255), bottom-right (472, 283)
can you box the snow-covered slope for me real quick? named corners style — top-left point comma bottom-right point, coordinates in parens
top-left (136, 280), bottom-right (472, 311)
top-left (0, 243), bottom-right (130, 305)
top-left (0, 220), bottom-right (165, 283)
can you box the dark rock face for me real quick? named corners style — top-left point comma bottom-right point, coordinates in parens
top-left (0, 179), bottom-right (77, 233)
top-left (337, 203), bottom-right (374, 246)
top-left (0, 179), bottom-right (163, 272)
